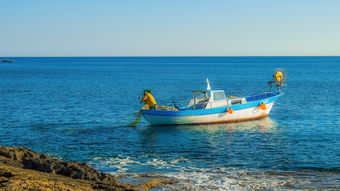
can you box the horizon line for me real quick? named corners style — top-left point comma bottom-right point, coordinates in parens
top-left (1, 55), bottom-right (340, 58)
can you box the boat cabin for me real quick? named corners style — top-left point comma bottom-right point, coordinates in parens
top-left (187, 89), bottom-right (246, 110)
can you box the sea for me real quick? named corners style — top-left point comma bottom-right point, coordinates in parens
top-left (0, 57), bottom-right (339, 190)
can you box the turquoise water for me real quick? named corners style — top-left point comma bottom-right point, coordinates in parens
top-left (0, 57), bottom-right (339, 190)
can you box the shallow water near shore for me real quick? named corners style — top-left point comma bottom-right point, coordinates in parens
top-left (0, 57), bottom-right (339, 190)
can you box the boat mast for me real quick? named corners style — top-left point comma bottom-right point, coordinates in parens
top-left (206, 78), bottom-right (211, 90)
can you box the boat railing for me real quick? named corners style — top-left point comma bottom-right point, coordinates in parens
top-left (246, 92), bottom-right (277, 102)
top-left (189, 92), bottom-right (278, 109)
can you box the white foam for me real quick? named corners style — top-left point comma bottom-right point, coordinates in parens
top-left (92, 155), bottom-right (189, 173)
top-left (92, 156), bottom-right (338, 190)
top-left (93, 155), bottom-right (143, 173)
top-left (156, 168), bottom-right (338, 190)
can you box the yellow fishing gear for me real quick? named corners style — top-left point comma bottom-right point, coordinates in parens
top-left (141, 104), bottom-right (178, 111)
top-left (274, 71), bottom-right (283, 82)
top-left (155, 105), bottom-right (178, 111)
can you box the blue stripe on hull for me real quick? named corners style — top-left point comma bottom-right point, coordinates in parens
top-left (141, 93), bottom-right (283, 117)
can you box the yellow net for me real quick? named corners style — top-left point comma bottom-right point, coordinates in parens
top-left (155, 105), bottom-right (178, 111)
top-left (141, 104), bottom-right (178, 111)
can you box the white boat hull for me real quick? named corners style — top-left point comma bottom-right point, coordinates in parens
top-left (143, 102), bottom-right (274, 125)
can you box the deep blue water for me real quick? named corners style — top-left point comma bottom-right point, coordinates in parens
top-left (0, 57), bottom-right (339, 189)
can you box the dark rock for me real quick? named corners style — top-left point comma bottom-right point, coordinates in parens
top-left (0, 145), bottom-right (174, 190)
top-left (0, 171), bottom-right (13, 178)
top-left (0, 145), bottom-right (114, 182)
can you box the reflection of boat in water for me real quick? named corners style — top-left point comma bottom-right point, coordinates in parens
top-left (178, 117), bottom-right (277, 133)
top-left (1, 59), bottom-right (15, 63)
top-left (141, 69), bottom-right (287, 125)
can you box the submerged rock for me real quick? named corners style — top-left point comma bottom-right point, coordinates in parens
top-left (140, 179), bottom-right (175, 190)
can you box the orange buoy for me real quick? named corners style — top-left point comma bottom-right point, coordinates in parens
top-left (227, 108), bottom-right (233, 114)
top-left (258, 103), bottom-right (267, 110)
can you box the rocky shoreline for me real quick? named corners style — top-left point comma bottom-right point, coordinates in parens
top-left (0, 145), bottom-right (174, 191)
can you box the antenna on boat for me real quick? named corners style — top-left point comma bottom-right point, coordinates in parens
top-left (268, 68), bottom-right (287, 92)
top-left (206, 78), bottom-right (211, 90)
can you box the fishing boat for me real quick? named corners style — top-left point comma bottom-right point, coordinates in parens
top-left (1, 59), bottom-right (15, 63)
top-left (139, 69), bottom-right (287, 126)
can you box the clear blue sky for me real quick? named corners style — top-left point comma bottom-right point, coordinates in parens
top-left (1, 0), bottom-right (340, 56)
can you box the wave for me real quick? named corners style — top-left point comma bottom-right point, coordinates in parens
top-left (92, 155), bottom-right (340, 190)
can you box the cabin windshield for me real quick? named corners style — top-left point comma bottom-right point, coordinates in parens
top-left (213, 91), bottom-right (226, 101)
top-left (187, 91), bottom-right (209, 109)
top-left (195, 91), bottom-right (209, 100)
